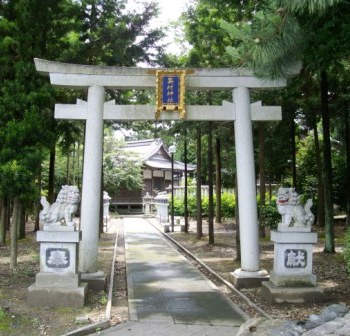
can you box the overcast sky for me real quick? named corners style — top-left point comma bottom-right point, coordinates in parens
top-left (154, 0), bottom-right (189, 23)
top-left (127, 0), bottom-right (192, 54)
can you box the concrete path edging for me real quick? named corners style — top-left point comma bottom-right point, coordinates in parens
top-left (62, 218), bottom-right (121, 336)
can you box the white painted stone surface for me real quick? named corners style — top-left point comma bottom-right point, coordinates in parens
top-left (79, 85), bottom-right (105, 273)
top-left (40, 242), bottom-right (77, 274)
top-left (37, 230), bottom-right (81, 243)
top-left (233, 87), bottom-right (260, 273)
top-left (154, 192), bottom-right (169, 224)
top-left (270, 230), bottom-right (318, 287)
top-left (55, 101), bottom-right (282, 122)
top-left (35, 58), bottom-right (288, 90)
top-left (271, 231), bottom-right (317, 244)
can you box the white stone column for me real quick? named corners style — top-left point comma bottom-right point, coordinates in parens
top-left (232, 87), bottom-right (268, 287)
top-left (79, 85), bottom-right (105, 273)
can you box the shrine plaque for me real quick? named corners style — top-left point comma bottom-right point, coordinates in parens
top-left (155, 70), bottom-right (186, 119)
top-left (46, 248), bottom-right (70, 269)
top-left (284, 249), bottom-right (307, 268)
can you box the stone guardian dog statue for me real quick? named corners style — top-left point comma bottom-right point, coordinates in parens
top-left (39, 185), bottom-right (80, 227)
top-left (276, 187), bottom-right (314, 229)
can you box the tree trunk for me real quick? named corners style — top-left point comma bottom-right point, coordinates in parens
top-left (258, 123), bottom-right (266, 238)
top-left (4, 198), bottom-right (10, 231)
top-left (208, 122), bottom-right (214, 245)
top-left (34, 166), bottom-right (42, 232)
top-left (72, 142), bottom-right (76, 185)
top-left (0, 198), bottom-right (5, 245)
top-left (320, 70), bottom-right (335, 253)
top-left (291, 113), bottom-right (297, 189)
top-left (10, 197), bottom-right (19, 270)
top-left (196, 126), bottom-right (203, 239)
top-left (17, 201), bottom-right (25, 240)
top-left (345, 104), bottom-right (350, 228)
top-left (77, 140), bottom-right (81, 189)
top-left (184, 127), bottom-right (189, 233)
top-left (312, 116), bottom-right (325, 227)
top-left (66, 150), bottom-right (71, 185)
top-left (48, 146), bottom-right (56, 203)
top-left (215, 137), bottom-right (222, 223)
top-left (6, 198), bottom-right (11, 230)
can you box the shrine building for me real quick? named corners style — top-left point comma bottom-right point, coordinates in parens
top-left (110, 138), bottom-right (196, 213)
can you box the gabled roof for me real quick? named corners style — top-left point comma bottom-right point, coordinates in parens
top-left (126, 139), bottom-right (196, 172)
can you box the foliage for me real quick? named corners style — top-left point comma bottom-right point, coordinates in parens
top-left (0, 307), bottom-right (11, 333)
top-left (221, 8), bottom-right (302, 79)
top-left (171, 192), bottom-right (235, 218)
top-left (344, 227), bottom-right (350, 273)
top-left (69, 0), bottom-right (165, 66)
top-left (259, 198), bottom-right (280, 229)
top-left (103, 131), bottom-right (144, 195)
top-left (220, 193), bottom-right (236, 218)
top-left (221, 0), bottom-right (350, 79)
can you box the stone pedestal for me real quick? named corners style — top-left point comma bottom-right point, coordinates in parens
top-left (262, 229), bottom-right (324, 303)
top-left (81, 270), bottom-right (106, 290)
top-left (142, 192), bottom-right (153, 216)
top-left (103, 191), bottom-right (111, 231)
top-left (154, 192), bottom-right (169, 224)
top-left (230, 269), bottom-right (269, 289)
top-left (27, 228), bottom-right (87, 308)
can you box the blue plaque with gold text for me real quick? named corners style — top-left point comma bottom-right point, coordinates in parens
top-left (162, 76), bottom-right (180, 105)
top-left (155, 70), bottom-right (187, 119)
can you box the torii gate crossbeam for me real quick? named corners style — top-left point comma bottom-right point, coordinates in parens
top-left (35, 58), bottom-right (287, 289)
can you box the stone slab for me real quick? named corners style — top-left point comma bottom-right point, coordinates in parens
top-left (35, 272), bottom-right (80, 288)
top-left (271, 230), bottom-right (317, 244)
top-left (277, 225), bottom-right (311, 233)
top-left (27, 282), bottom-right (88, 308)
top-left (35, 58), bottom-right (288, 90)
top-left (261, 281), bottom-right (325, 304)
top-left (269, 271), bottom-right (316, 287)
top-left (230, 272), bottom-right (270, 289)
top-left (81, 271), bottom-right (106, 290)
top-left (37, 230), bottom-right (81, 243)
top-left (125, 218), bottom-right (246, 327)
top-left (97, 321), bottom-right (240, 336)
top-left (43, 224), bottom-right (75, 232)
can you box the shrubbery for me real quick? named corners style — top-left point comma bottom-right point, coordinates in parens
top-left (171, 192), bottom-right (236, 218)
top-left (258, 199), bottom-right (280, 229)
top-left (171, 192), bottom-right (280, 228)
top-left (344, 227), bottom-right (350, 273)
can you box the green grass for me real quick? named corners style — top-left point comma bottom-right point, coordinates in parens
top-left (0, 308), bottom-right (12, 333)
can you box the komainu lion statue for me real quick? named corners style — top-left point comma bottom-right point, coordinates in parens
top-left (276, 187), bottom-right (314, 229)
top-left (39, 185), bottom-right (80, 227)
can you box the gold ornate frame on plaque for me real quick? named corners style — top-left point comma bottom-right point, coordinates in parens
top-left (155, 70), bottom-right (186, 120)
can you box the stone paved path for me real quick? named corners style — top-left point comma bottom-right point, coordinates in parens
top-left (95, 217), bottom-right (246, 336)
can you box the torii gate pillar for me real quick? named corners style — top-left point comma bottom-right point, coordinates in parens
top-left (231, 87), bottom-right (268, 288)
top-left (79, 86), bottom-right (105, 274)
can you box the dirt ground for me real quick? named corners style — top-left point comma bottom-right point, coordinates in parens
top-left (0, 218), bottom-right (128, 336)
top-left (0, 216), bottom-right (349, 335)
top-left (169, 218), bottom-right (350, 321)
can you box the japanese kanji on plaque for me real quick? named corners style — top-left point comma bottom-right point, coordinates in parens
top-left (284, 249), bottom-right (307, 268)
top-left (155, 70), bottom-right (186, 119)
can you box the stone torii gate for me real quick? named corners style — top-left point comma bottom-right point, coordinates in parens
top-left (35, 58), bottom-right (287, 288)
